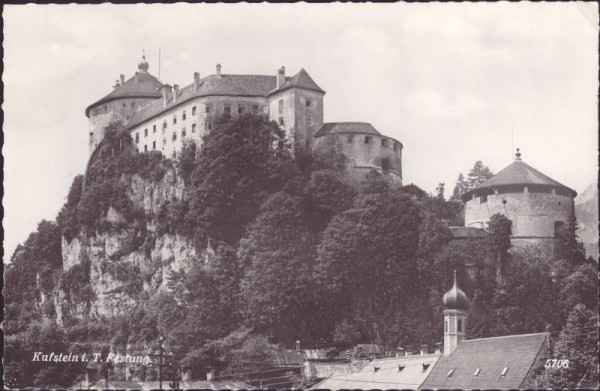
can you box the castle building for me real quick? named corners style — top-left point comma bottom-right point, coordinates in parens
top-left (85, 54), bottom-right (402, 185)
top-left (460, 149), bottom-right (577, 252)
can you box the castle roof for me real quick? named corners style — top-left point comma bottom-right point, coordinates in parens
top-left (268, 68), bottom-right (325, 96)
top-left (85, 71), bottom-right (164, 117)
top-left (420, 333), bottom-right (548, 389)
top-left (461, 153), bottom-right (577, 202)
top-left (314, 122), bottom-right (382, 138)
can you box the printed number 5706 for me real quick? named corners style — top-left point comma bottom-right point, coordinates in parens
top-left (545, 359), bottom-right (570, 369)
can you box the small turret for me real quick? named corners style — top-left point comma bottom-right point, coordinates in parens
top-left (138, 53), bottom-right (149, 72)
top-left (443, 271), bottom-right (469, 356)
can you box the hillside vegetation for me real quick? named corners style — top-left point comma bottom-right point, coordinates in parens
top-left (4, 114), bottom-right (597, 388)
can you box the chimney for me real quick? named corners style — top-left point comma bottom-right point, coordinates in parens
top-left (161, 85), bottom-right (172, 108)
top-left (277, 66), bottom-right (285, 89)
top-left (113, 79), bottom-right (120, 89)
top-left (173, 84), bottom-right (179, 103)
top-left (120, 74), bottom-right (125, 85)
top-left (206, 368), bottom-right (215, 381)
top-left (193, 72), bottom-right (200, 93)
top-left (434, 342), bottom-right (443, 354)
top-left (420, 344), bottom-right (428, 355)
top-left (216, 64), bottom-right (221, 78)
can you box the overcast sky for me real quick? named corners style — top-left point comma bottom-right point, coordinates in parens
top-left (3, 3), bottom-right (598, 261)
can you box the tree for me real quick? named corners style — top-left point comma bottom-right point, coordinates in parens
top-left (451, 173), bottom-right (467, 201)
top-left (466, 160), bottom-right (493, 190)
top-left (554, 215), bottom-right (587, 267)
top-left (303, 169), bottom-right (356, 231)
top-left (487, 214), bottom-right (512, 284)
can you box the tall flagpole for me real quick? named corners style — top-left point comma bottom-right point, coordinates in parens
top-left (159, 48), bottom-right (161, 81)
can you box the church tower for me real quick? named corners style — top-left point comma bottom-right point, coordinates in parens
top-left (442, 271), bottom-right (470, 356)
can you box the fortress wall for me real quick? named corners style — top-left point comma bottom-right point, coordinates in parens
top-left (314, 133), bottom-right (402, 186)
top-left (464, 192), bottom-right (574, 238)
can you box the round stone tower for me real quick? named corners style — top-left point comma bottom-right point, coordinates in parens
top-left (462, 149), bottom-right (577, 254)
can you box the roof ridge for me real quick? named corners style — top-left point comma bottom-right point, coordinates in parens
top-left (462, 332), bottom-right (548, 342)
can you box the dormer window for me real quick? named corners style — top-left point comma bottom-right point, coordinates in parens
top-left (374, 367), bottom-right (380, 373)
top-left (422, 364), bottom-right (430, 372)
top-left (501, 367), bottom-right (509, 376)
top-left (447, 369), bottom-right (455, 377)
top-left (474, 368), bottom-right (481, 377)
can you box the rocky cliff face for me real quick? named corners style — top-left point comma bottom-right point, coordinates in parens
top-left (55, 168), bottom-right (200, 324)
top-left (575, 182), bottom-right (598, 260)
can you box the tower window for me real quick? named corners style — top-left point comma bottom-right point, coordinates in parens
top-left (182, 128), bottom-right (186, 138)
top-left (306, 99), bottom-right (312, 107)
top-left (163, 121), bottom-right (167, 130)
top-left (381, 139), bottom-right (389, 148)
top-left (123, 103), bottom-right (126, 108)
top-left (224, 103), bottom-right (231, 115)
top-left (206, 104), bottom-right (212, 113)
top-left (554, 221), bottom-right (565, 238)
top-left (457, 318), bottom-right (463, 333)
top-left (381, 158), bottom-right (390, 173)
top-left (365, 136), bottom-right (372, 144)
top-left (192, 123), bottom-right (196, 133)
top-left (347, 135), bottom-right (354, 143)
top-left (173, 115), bottom-right (177, 124)
top-left (153, 125), bottom-right (156, 133)
top-left (172, 132), bottom-right (177, 141)
top-left (144, 128), bottom-right (148, 137)
top-left (238, 105), bottom-right (245, 115)
top-left (445, 320), bottom-right (448, 332)
top-left (252, 104), bottom-right (259, 114)
top-left (152, 141), bottom-right (156, 150)
top-left (192, 106), bottom-right (197, 115)
top-left (131, 102), bottom-right (135, 108)
top-left (182, 110), bottom-right (187, 121)
top-left (279, 117), bottom-right (284, 126)
top-left (278, 99), bottom-right (284, 114)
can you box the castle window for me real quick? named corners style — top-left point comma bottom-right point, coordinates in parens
top-left (278, 99), bottom-right (284, 114)
top-left (306, 99), bottom-right (312, 108)
top-left (347, 135), bottom-right (354, 143)
top-left (163, 121), bottom-right (167, 130)
top-left (206, 104), bottom-right (212, 113)
top-left (173, 115), bottom-right (177, 125)
top-left (135, 133), bottom-right (139, 143)
top-left (365, 136), bottom-right (372, 144)
top-left (144, 145), bottom-right (148, 152)
top-left (381, 139), bottom-right (389, 148)
top-left (279, 117), bottom-right (284, 126)
top-left (554, 221), bottom-right (565, 237)
top-left (144, 128), bottom-right (148, 137)
top-left (153, 125), bottom-right (156, 134)
top-left (457, 318), bottom-right (463, 333)
top-left (192, 106), bottom-right (197, 115)
top-left (480, 195), bottom-right (487, 204)
top-left (252, 104), bottom-right (260, 114)
top-left (394, 142), bottom-right (400, 152)
top-left (93, 109), bottom-right (98, 116)
top-left (381, 158), bottom-right (390, 173)
top-left (152, 141), bottom-right (156, 150)
top-left (123, 103), bottom-right (126, 108)
top-left (306, 115), bottom-right (312, 127)
top-left (131, 102), bottom-right (135, 108)
top-left (172, 132), bottom-right (177, 141)
top-left (182, 110), bottom-right (187, 121)
top-left (162, 138), bottom-right (166, 146)
top-left (103, 106), bottom-right (107, 113)
top-left (182, 128), bottom-right (186, 138)
top-left (192, 123), bottom-right (197, 133)
top-left (224, 103), bottom-right (231, 115)
top-left (238, 105), bottom-right (245, 115)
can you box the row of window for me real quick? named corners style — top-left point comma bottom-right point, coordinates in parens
top-left (346, 135), bottom-right (401, 151)
top-left (446, 367), bottom-right (509, 378)
top-left (135, 122), bottom-right (214, 144)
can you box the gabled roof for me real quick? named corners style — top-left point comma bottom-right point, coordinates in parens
top-left (314, 122), bottom-right (382, 138)
top-left (268, 68), bottom-right (325, 96)
top-left (462, 159), bottom-right (577, 201)
top-left (85, 71), bottom-right (163, 117)
top-left (312, 353), bottom-right (440, 390)
top-left (420, 333), bottom-right (548, 390)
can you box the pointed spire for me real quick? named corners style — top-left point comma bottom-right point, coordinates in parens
top-left (138, 50), bottom-right (149, 72)
top-left (515, 148), bottom-right (522, 161)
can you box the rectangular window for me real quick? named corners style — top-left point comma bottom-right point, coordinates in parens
top-left (206, 104), bottom-right (212, 113)
top-left (252, 104), bottom-right (259, 114)
top-left (131, 102), bottom-right (135, 108)
top-left (306, 115), bottom-right (312, 127)
top-left (182, 110), bottom-right (186, 121)
top-left (365, 136), bottom-right (372, 144)
top-left (122, 103), bottom-right (126, 108)
top-left (278, 99), bottom-right (284, 114)
top-left (480, 195), bottom-right (488, 204)
top-left (163, 121), bottom-right (167, 130)
top-left (144, 128), bottom-right (148, 137)
top-left (152, 141), bottom-right (156, 150)
top-left (182, 128), bottom-right (186, 138)
top-left (135, 133), bottom-right (139, 143)
top-left (347, 135), bottom-right (354, 143)
top-left (208, 123), bottom-right (213, 130)
top-left (172, 132), bottom-right (177, 141)
top-left (144, 145), bottom-right (147, 152)
top-left (162, 138), bottom-right (166, 146)
top-left (192, 123), bottom-right (196, 133)
top-left (153, 125), bottom-right (156, 134)
top-left (224, 103), bottom-right (231, 115)
top-left (238, 105), bottom-right (245, 115)
top-left (457, 318), bottom-right (463, 333)
top-left (381, 139), bottom-right (389, 148)
top-left (192, 106), bottom-right (197, 115)
top-left (306, 99), bottom-right (312, 107)
top-left (173, 115), bottom-right (177, 125)
top-left (279, 117), bottom-right (284, 126)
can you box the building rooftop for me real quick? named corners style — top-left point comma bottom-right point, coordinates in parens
top-left (420, 332), bottom-right (548, 390)
top-left (314, 122), bottom-right (382, 138)
top-left (269, 68), bottom-right (325, 96)
top-left (312, 353), bottom-right (440, 390)
top-left (462, 151), bottom-right (577, 201)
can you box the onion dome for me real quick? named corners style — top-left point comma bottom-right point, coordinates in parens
top-left (443, 271), bottom-right (470, 311)
top-left (138, 53), bottom-right (149, 72)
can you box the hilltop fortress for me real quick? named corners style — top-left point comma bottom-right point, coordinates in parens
top-left (86, 55), bottom-right (577, 253)
top-left (85, 54), bottom-right (403, 186)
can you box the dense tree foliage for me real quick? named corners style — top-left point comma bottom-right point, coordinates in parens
top-left (451, 160), bottom-right (494, 200)
top-left (4, 115), bottom-right (596, 389)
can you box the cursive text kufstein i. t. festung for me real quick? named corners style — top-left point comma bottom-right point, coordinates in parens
top-left (32, 352), bottom-right (151, 365)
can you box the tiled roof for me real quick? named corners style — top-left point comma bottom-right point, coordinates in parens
top-left (314, 122), bottom-right (381, 138)
top-left (420, 333), bottom-right (548, 390)
top-left (312, 353), bottom-right (440, 390)
top-left (85, 71), bottom-right (163, 117)
top-left (269, 68), bottom-right (325, 96)
top-left (462, 159), bottom-right (577, 201)
top-left (449, 226), bottom-right (488, 239)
